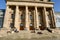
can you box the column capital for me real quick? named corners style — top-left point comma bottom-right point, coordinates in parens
top-left (16, 5), bottom-right (19, 9)
top-left (6, 5), bottom-right (9, 11)
top-left (16, 5), bottom-right (19, 14)
top-left (26, 6), bottom-right (28, 10)
top-left (16, 5), bottom-right (18, 7)
top-left (44, 7), bottom-right (46, 10)
top-left (35, 6), bottom-right (37, 14)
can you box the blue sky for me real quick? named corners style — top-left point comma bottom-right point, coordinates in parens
top-left (0, 0), bottom-right (60, 12)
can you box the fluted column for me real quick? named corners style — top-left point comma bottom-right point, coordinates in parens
top-left (3, 5), bottom-right (10, 30)
top-left (35, 6), bottom-right (39, 29)
top-left (43, 7), bottom-right (48, 27)
top-left (15, 6), bottom-right (20, 31)
top-left (51, 8), bottom-right (56, 28)
top-left (25, 6), bottom-right (29, 30)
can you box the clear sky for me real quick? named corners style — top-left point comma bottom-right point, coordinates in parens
top-left (0, 0), bottom-right (60, 12)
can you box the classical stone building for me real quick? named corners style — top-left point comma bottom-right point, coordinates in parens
top-left (3, 0), bottom-right (56, 31)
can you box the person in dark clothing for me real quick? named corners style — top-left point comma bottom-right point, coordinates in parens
top-left (46, 27), bottom-right (52, 33)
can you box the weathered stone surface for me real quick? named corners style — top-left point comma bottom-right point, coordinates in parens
top-left (3, 0), bottom-right (56, 31)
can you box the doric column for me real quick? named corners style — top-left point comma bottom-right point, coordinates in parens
top-left (15, 6), bottom-right (20, 31)
top-left (51, 8), bottom-right (56, 28)
top-left (43, 7), bottom-right (48, 27)
top-left (3, 5), bottom-right (11, 30)
top-left (35, 6), bottom-right (39, 29)
top-left (25, 6), bottom-right (29, 30)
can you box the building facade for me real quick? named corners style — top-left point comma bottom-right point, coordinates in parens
top-left (3, 0), bottom-right (56, 31)
top-left (0, 10), bottom-right (5, 28)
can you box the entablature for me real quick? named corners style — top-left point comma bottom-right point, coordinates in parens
top-left (6, 0), bottom-right (52, 2)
